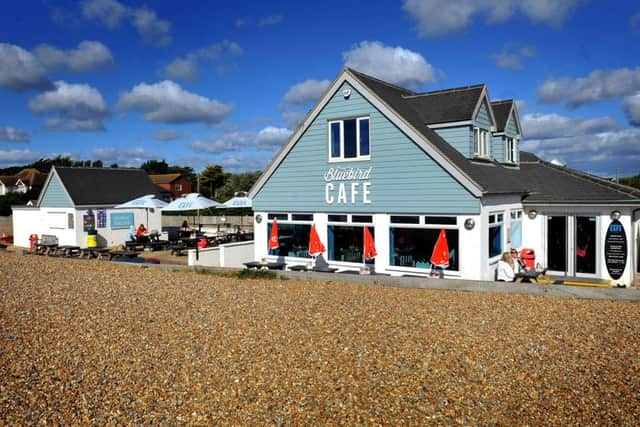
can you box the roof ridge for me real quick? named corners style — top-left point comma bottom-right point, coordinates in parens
top-left (538, 159), bottom-right (640, 198)
top-left (404, 84), bottom-right (485, 98)
top-left (490, 99), bottom-right (513, 105)
top-left (346, 67), bottom-right (415, 95)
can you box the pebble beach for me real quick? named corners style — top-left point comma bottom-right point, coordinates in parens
top-left (1, 250), bottom-right (639, 425)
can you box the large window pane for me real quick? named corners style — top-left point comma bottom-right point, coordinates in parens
top-left (576, 216), bottom-right (596, 274)
top-left (359, 118), bottom-right (369, 156)
top-left (330, 122), bottom-right (341, 158)
top-left (328, 225), bottom-right (372, 262)
top-left (488, 225), bottom-right (502, 258)
top-left (267, 223), bottom-right (311, 258)
top-left (390, 228), bottom-right (459, 271)
top-left (511, 220), bottom-right (522, 248)
top-left (343, 119), bottom-right (357, 158)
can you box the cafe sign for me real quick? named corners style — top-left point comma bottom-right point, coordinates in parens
top-left (604, 220), bottom-right (626, 280)
top-left (324, 167), bottom-right (371, 204)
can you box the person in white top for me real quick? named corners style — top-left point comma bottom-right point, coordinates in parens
top-left (496, 252), bottom-right (516, 282)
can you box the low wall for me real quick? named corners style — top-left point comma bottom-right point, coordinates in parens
top-left (188, 241), bottom-right (254, 268)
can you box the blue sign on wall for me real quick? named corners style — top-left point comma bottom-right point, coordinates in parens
top-left (110, 212), bottom-right (134, 229)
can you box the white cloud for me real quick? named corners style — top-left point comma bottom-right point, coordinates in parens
top-left (153, 129), bottom-right (190, 141)
top-left (258, 15), bottom-right (283, 26)
top-left (190, 131), bottom-right (255, 154)
top-left (33, 40), bottom-right (114, 73)
top-left (81, 0), bottom-right (128, 28)
top-left (161, 40), bottom-right (243, 83)
top-left (117, 80), bottom-right (232, 124)
top-left (343, 41), bottom-right (436, 89)
top-left (0, 43), bottom-right (52, 91)
top-left (521, 112), bottom-right (640, 176)
top-left (255, 126), bottom-right (291, 148)
top-left (282, 110), bottom-right (306, 130)
top-left (219, 153), bottom-right (268, 172)
top-left (28, 81), bottom-right (109, 131)
top-left (0, 126), bottom-right (30, 142)
top-left (80, 0), bottom-right (171, 46)
top-left (91, 146), bottom-right (156, 167)
top-left (623, 92), bottom-right (640, 126)
top-left (537, 67), bottom-right (640, 108)
top-left (492, 45), bottom-right (536, 70)
top-left (0, 149), bottom-right (42, 167)
top-left (521, 113), bottom-right (619, 139)
top-left (283, 79), bottom-right (331, 105)
top-left (403, 0), bottom-right (580, 37)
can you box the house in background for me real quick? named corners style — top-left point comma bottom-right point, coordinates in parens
top-left (0, 168), bottom-right (46, 196)
top-left (250, 67), bottom-right (640, 286)
top-left (149, 173), bottom-right (192, 201)
top-left (12, 166), bottom-right (162, 248)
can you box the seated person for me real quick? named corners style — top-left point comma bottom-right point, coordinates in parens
top-left (179, 220), bottom-right (192, 238)
top-left (496, 252), bottom-right (516, 282)
top-left (136, 224), bottom-right (149, 243)
top-left (510, 248), bottom-right (527, 272)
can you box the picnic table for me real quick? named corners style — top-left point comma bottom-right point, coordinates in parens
top-left (54, 245), bottom-right (80, 257)
top-left (243, 261), bottom-right (286, 270)
top-left (36, 242), bottom-right (58, 256)
top-left (79, 247), bottom-right (112, 259)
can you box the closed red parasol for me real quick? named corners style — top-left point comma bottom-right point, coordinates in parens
top-left (308, 224), bottom-right (325, 256)
top-left (363, 226), bottom-right (377, 259)
top-left (268, 219), bottom-right (279, 250)
top-left (430, 228), bottom-right (450, 268)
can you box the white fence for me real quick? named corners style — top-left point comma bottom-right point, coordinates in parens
top-left (188, 241), bottom-right (254, 268)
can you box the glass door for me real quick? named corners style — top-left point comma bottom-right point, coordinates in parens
top-left (575, 216), bottom-right (596, 276)
top-left (547, 216), bottom-right (567, 274)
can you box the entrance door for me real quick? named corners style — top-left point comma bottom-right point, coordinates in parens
top-left (547, 215), bottom-right (598, 277)
top-left (547, 216), bottom-right (567, 273)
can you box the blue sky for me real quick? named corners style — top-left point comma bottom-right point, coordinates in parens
top-left (1, 0), bottom-right (639, 177)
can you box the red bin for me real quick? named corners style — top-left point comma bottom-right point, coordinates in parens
top-left (29, 234), bottom-right (39, 252)
top-left (520, 248), bottom-right (535, 269)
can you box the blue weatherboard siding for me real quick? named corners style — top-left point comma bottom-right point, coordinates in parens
top-left (254, 82), bottom-right (480, 214)
top-left (506, 112), bottom-right (518, 136)
top-left (39, 172), bottom-right (73, 208)
top-left (473, 100), bottom-right (492, 130)
top-left (491, 135), bottom-right (505, 162)
top-left (434, 126), bottom-right (472, 157)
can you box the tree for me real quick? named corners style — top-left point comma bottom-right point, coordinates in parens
top-left (140, 160), bottom-right (169, 174)
top-left (217, 171), bottom-right (262, 201)
top-left (619, 173), bottom-right (640, 190)
top-left (91, 160), bottom-right (103, 168)
top-left (199, 164), bottom-right (229, 199)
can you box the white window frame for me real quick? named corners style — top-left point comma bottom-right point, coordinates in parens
top-left (473, 127), bottom-right (488, 158)
top-left (328, 117), bottom-right (371, 162)
top-left (505, 137), bottom-right (517, 163)
top-left (175, 183), bottom-right (182, 192)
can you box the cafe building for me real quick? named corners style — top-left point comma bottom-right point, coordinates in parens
top-left (250, 68), bottom-right (640, 286)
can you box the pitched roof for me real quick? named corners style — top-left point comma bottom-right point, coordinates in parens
top-left (0, 175), bottom-right (17, 186)
top-left (15, 168), bottom-right (46, 187)
top-left (348, 68), bottom-right (528, 194)
top-left (490, 100), bottom-right (513, 132)
top-left (149, 173), bottom-right (182, 185)
top-left (52, 167), bottom-right (161, 206)
top-left (519, 152), bottom-right (640, 204)
top-left (404, 84), bottom-right (485, 124)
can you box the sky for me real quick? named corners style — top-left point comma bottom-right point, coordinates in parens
top-left (0, 0), bottom-right (639, 177)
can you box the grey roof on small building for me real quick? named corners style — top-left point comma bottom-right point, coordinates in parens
top-left (519, 153), bottom-right (640, 204)
top-left (54, 167), bottom-right (161, 206)
top-left (404, 85), bottom-right (485, 125)
top-left (490, 100), bottom-right (513, 133)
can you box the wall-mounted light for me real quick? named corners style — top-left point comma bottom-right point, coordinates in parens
top-left (343, 89), bottom-right (351, 99)
top-left (610, 210), bottom-right (621, 221)
top-left (255, 214), bottom-right (262, 224)
top-left (464, 218), bottom-right (475, 230)
top-left (527, 210), bottom-right (537, 220)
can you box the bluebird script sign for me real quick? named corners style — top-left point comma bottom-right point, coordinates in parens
top-left (604, 220), bottom-right (626, 280)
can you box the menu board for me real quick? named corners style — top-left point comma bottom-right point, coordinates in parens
top-left (604, 220), bottom-right (626, 280)
top-left (83, 214), bottom-right (95, 232)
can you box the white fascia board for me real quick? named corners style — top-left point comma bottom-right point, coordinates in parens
top-left (428, 120), bottom-right (472, 129)
top-left (250, 69), bottom-right (483, 198)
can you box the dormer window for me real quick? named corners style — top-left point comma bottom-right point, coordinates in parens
top-left (328, 117), bottom-right (370, 162)
top-left (473, 127), bottom-right (488, 157)
top-left (505, 138), bottom-right (517, 163)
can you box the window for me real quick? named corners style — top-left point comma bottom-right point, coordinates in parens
top-left (505, 138), bottom-right (517, 163)
top-left (425, 216), bottom-right (457, 225)
top-left (391, 215), bottom-right (420, 224)
top-left (328, 214), bottom-right (348, 222)
top-left (473, 127), bottom-right (488, 157)
top-left (328, 225), bottom-right (373, 262)
top-left (175, 183), bottom-right (183, 191)
top-left (488, 212), bottom-right (504, 259)
top-left (390, 228), bottom-right (459, 271)
top-left (328, 117), bottom-right (370, 161)
top-left (510, 210), bottom-right (522, 248)
top-left (267, 221), bottom-right (311, 258)
top-left (267, 213), bottom-right (288, 221)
